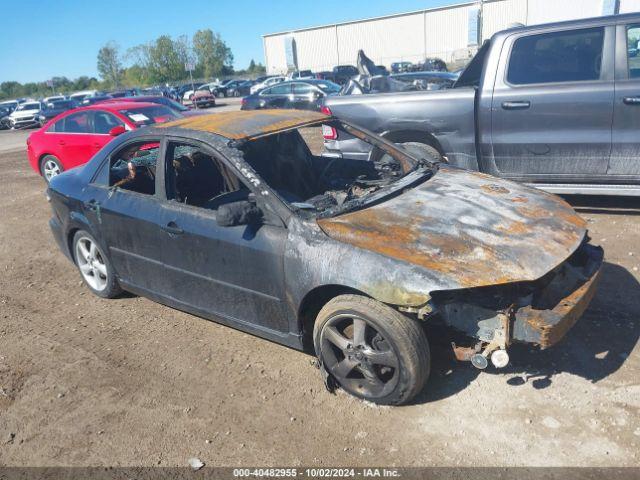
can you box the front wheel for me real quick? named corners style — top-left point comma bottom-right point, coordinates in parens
top-left (73, 230), bottom-right (122, 299)
top-left (314, 294), bottom-right (430, 405)
top-left (40, 155), bottom-right (63, 183)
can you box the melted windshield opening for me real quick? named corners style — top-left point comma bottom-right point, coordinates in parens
top-left (238, 121), bottom-right (433, 217)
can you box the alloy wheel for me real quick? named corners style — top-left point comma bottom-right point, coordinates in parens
top-left (319, 313), bottom-right (400, 399)
top-left (42, 159), bottom-right (61, 181)
top-left (75, 237), bottom-right (108, 291)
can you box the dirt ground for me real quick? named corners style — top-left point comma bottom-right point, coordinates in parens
top-left (0, 131), bottom-right (639, 467)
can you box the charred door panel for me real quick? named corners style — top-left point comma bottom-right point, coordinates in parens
top-left (158, 202), bottom-right (290, 332)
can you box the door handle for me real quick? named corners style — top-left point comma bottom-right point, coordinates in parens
top-left (58, 140), bottom-right (66, 146)
top-left (83, 199), bottom-right (100, 211)
top-left (93, 142), bottom-right (101, 148)
top-left (161, 222), bottom-right (183, 235)
top-left (623, 96), bottom-right (640, 105)
top-left (502, 101), bottom-right (530, 110)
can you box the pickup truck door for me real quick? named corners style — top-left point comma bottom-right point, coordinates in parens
top-left (610, 23), bottom-right (640, 176)
top-left (489, 26), bottom-right (614, 179)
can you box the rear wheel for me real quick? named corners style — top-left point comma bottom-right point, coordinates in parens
top-left (313, 294), bottom-right (430, 405)
top-left (40, 155), bottom-right (63, 183)
top-left (397, 142), bottom-right (443, 163)
top-left (72, 230), bottom-right (122, 299)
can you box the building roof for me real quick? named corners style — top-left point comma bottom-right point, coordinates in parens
top-left (158, 109), bottom-right (328, 140)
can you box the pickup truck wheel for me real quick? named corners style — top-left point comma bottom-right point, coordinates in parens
top-left (398, 142), bottom-right (443, 163)
top-left (314, 294), bottom-right (430, 405)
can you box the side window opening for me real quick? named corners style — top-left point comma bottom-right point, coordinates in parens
top-left (109, 141), bottom-right (159, 195)
top-left (167, 143), bottom-right (248, 210)
top-left (94, 111), bottom-right (124, 134)
top-left (507, 27), bottom-right (604, 85)
top-left (627, 25), bottom-right (640, 79)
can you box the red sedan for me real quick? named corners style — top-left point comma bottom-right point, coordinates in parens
top-left (27, 101), bottom-right (181, 182)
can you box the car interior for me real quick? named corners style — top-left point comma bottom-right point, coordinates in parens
top-left (167, 143), bottom-right (249, 210)
top-left (239, 126), bottom-right (406, 212)
top-left (110, 142), bottom-right (159, 195)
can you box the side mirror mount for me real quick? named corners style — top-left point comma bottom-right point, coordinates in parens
top-left (109, 125), bottom-right (126, 136)
top-left (216, 200), bottom-right (263, 227)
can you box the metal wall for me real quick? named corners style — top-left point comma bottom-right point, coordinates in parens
top-left (263, 0), bottom-right (640, 74)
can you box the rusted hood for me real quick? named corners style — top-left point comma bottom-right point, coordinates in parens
top-left (317, 166), bottom-right (587, 291)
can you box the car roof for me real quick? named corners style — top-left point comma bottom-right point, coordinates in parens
top-left (157, 109), bottom-right (327, 140)
top-left (69, 101), bottom-right (161, 113)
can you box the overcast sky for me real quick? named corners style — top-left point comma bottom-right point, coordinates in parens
top-left (0, 0), bottom-right (454, 83)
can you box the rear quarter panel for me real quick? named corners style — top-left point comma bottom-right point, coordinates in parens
top-left (324, 88), bottom-right (478, 169)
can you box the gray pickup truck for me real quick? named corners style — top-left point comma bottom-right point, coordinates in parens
top-left (322, 12), bottom-right (640, 196)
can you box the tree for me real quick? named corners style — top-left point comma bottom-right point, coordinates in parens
top-left (144, 35), bottom-right (191, 83)
top-left (192, 29), bottom-right (234, 79)
top-left (97, 42), bottom-right (123, 88)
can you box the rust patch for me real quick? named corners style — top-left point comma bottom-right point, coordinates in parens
top-left (480, 184), bottom-right (510, 195)
top-left (158, 109), bottom-right (327, 140)
top-left (517, 266), bottom-right (601, 348)
top-left (318, 166), bottom-right (587, 290)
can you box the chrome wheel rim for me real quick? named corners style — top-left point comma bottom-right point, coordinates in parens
top-left (43, 159), bottom-right (61, 181)
top-left (75, 237), bottom-right (108, 291)
top-left (320, 313), bottom-right (400, 399)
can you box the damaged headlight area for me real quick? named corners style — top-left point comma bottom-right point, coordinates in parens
top-left (426, 241), bottom-right (603, 368)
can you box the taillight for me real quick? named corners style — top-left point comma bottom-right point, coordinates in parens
top-left (322, 124), bottom-right (337, 140)
top-left (320, 105), bottom-right (332, 116)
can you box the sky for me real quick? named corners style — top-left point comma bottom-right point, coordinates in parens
top-left (0, 0), bottom-right (455, 84)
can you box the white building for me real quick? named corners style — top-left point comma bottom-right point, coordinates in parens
top-left (262, 0), bottom-right (640, 74)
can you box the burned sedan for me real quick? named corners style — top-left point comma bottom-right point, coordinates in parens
top-left (46, 110), bottom-right (603, 405)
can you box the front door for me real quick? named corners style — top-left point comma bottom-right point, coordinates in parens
top-left (157, 141), bottom-right (290, 333)
top-left (610, 23), bottom-right (640, 176)
top-left (490, 25), bottom-right (614, 179)
top-left (84, 138), bottom-right (170, 295)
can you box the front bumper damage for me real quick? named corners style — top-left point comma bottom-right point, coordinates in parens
top-left (431, 241), bottom-right (603, 368)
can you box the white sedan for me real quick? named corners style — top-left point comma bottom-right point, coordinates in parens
top-left (249, 76), bottom-right (285, 95)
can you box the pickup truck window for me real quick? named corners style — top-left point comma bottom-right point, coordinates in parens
top-left (507, 27), bottom-right (604, 85)
top-left (627, 25), bottom-right (640, 78)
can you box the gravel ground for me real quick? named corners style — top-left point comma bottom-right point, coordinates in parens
top-left (0, 130), bottom-right (638, 467)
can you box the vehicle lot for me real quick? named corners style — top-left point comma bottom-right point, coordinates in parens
top-left (0, 121), bottom-right (639, 467)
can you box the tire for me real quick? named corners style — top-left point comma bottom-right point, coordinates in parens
top-left (397, 142), bottom-right (443, 163)
top-left (72, 230), bottom-right (122, 299)
top-left (313, 294), bottom-right (430, 405)
top-left (40, 155), bottom-right (64, 183)
top-left (233, 90), bottom-right (240, 97)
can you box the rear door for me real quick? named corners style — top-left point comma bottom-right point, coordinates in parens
top-left (490, 25), bottom-right (615, 179)
top-left (291, 82), bottom-right (320, 110)
top-left (609, 23), bottom-right (640, 176)
top-left (53, 110), bottom-right (97, 169)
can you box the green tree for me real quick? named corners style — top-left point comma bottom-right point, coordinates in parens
top-left (192, 29), bottom-right (233, 79)
top-left (145, 35), bottom-right (190, 83)
top-left (97, 42), bottom-right (123, 88)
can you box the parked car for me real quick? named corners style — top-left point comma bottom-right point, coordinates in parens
top-left (181, 83), bottom-right (204, 103)
top-left (391, 61), bottom-right (413, 73)
top-left (0, 100), bottom-right (19, 114)
top-left (330, 65), bottom-right (359, 85)
top-left (191, 88), bottom-right (216, 108)
top-left (323, 12), bottom-right (640, 196)
top-left (38, 99), bottom-right (80, 126)
top-left (414, 58), bottom-right (448, 72)
top-left (226, 80), bottom-right (254, 97)
top-left (69, 90), bottom-right (100, 103)
top-left (0, 106), bottom-right (12, 129)
top-left (107, 89), bottom-right (136, 98)
top-left (45, 109), bottom-right (602, 405)
top-left (99, 95), bottom-right (198, 115)
top-left (7, 101), bottom-right (42, 129)
top-left (288, 70), bottom-right (314, 80)
top-left (27, 101), bottom-right (181, 182)
top-left (250, 76), bottom-right (286, 95)
top-left (82, 95), bottom-right (113, 106)
top-left (342, 71), bottom-right (459, 95)
top-left (43, 95), bottom-right (66, 103)
top-left (241, 80), bottom-right (341, 111)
